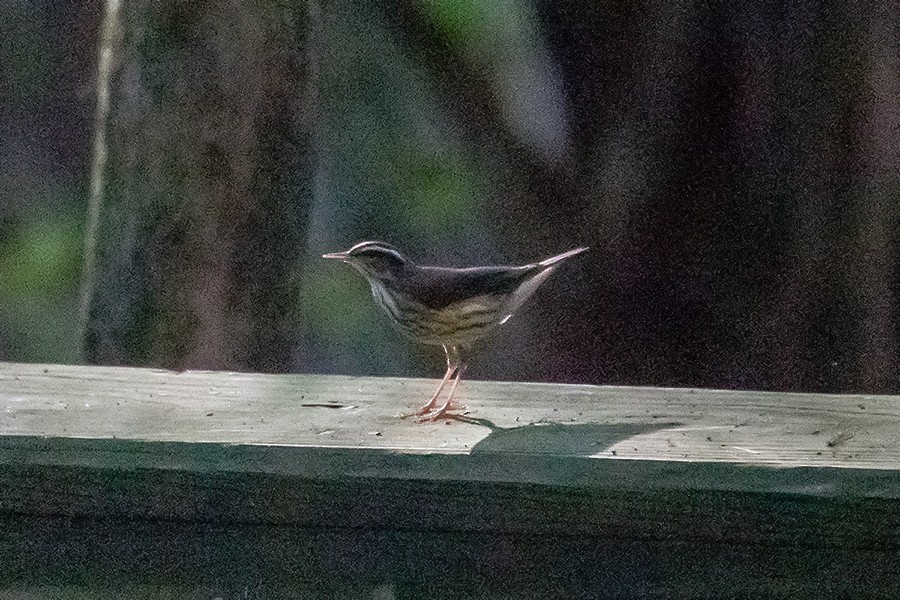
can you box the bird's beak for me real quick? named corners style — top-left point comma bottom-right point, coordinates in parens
top-left (322, 251), bottom-right (349, 261)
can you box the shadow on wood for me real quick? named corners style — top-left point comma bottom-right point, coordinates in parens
top-left (463, 419), bottom-right (679, 455)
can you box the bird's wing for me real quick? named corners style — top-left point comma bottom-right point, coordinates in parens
top-left (402, 265), bottom-right (539, 310)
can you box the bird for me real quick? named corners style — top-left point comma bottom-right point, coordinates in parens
top-left (322, 241), bottom-right (588, 420)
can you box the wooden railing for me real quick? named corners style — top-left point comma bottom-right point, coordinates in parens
top-left (1, 362), bottom-right (898, 597)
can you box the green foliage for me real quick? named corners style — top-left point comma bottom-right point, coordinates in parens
top-left (320, 1), bottom-right (487, 245)
top-left (393, 151), bottom-right (481, 236)
top-left (0, 219), bottom-right (80, 301)
top-left (0, 212), bottom-right (84, 362)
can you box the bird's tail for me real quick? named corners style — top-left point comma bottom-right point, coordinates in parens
top-left (539, 246), bottom-right (589, 268)
top-left (500, 246), bottom-right (588, 318)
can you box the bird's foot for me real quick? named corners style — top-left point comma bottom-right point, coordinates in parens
top-left (417, 401), bottom-right (466, 422)
top-left (400, 402), bottom-right (440, 419)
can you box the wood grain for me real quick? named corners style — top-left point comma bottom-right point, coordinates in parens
top-left (2, 362), bottom-right (898, 469)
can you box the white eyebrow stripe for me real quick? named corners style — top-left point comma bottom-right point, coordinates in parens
top-left (349, 241), bottom-right (380, 252)
top-left (349, 242), bottom-right (405, 262)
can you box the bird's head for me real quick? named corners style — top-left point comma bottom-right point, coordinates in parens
top-left (322, 241), bottom-right (410, 281)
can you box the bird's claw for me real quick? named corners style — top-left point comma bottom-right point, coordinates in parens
top-left (399, 404), bottom-right (440, 419)
top-left (415, 402), bottom-right (466, 422)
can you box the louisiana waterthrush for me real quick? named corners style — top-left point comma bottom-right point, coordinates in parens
top-left (322, 241), bottom-right (588, 420)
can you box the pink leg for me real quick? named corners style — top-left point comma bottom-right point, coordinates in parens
top-left (412, 364), bottom-right (454, 416)
top-left (401, 346), bottom-right (454, 418)
top-left (421, 363), bottom-right (466, 421)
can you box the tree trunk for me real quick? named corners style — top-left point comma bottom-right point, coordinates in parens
top-left (83, 0), bottom-right (317, 372)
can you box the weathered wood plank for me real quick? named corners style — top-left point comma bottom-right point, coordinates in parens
top-left (2, 361), bottom-right (898, 471)
top-left (1, 361), bottom-right (899, 597)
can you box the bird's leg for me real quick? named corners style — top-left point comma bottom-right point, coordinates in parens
top-left (422, 362), bottom-right (467, 421)
top-left (406, 345), bottom-right (454, 417)
top-left (444, 344), bottom-right (453, 371)
top-left (422, 346), bottom-right (466, 421)
top-left (413, 365), bottom-right (454, 416)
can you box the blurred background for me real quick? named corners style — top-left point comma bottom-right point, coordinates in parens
top-left (0, 0), bottom-right (898, 394)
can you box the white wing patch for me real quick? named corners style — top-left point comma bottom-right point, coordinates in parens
top-left (505, 266), bottom-right (557, 316)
